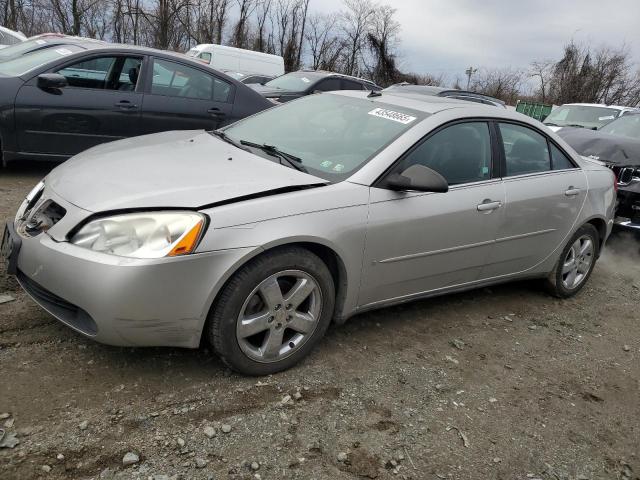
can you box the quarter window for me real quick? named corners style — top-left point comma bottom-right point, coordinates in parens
top-left (151, 59), bottom-right (231, 102)
top-left (550, 143), bottom-right (575, 170)
top-left (398, 122), bottom-right (492, 185)
top-left (499, 123), bottom-right (550, 176)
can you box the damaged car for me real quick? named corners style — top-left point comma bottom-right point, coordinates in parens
top-left (557, 113), bottom-right (640, 231)
top-left (3, 92), bottom-right (615, 375)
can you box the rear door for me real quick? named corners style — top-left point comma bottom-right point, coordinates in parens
top-left (15, 54), bottom-right (144, 157)
top-left (482, 121), bottom-right (587, 277)
top-left (139, 57), bottom-right (235, 134)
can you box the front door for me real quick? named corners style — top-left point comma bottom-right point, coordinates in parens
top-left (483, 122), bottom-right (588, 277)
top-left (15, 54), bottom-right (144, 157)
top-left (359, 121), bottom-right (505, 308)
top-left (139, 58), bottom-right (235, 135)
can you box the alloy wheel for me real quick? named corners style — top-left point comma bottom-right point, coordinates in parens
top-left (236, 270), bottom-right (323, 363)
top-left (561, 235), bottom-right (594, 290)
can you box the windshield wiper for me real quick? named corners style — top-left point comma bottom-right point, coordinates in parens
top-left (240, 140), bottom-right (308, 173)
top-left (209, 130), bottom-right (248, 150)
top-left (566, 124), bottom-right (585, 128)
top-left (544, 122), bottom-right (559, 126)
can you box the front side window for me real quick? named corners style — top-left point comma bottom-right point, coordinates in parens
top-left (223, 94), bottom-right (426, 181)
top-left (500, 123), bottom-right (551, 176)
top-left (151, 59), bottom-right (231, 102)
top-left (396, 122), bottom-right (492, 185)
top-left (57, 55), bottom-right (142, 90)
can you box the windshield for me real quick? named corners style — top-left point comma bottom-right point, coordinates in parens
top-left (599, 114), bottom-right (640, 139)
top-left (263, 72), bottom-right (322, 92)
top-left (223, 93), bottom-right (426, 181)
top-left (224, 71), bottom-right (245, 80)
top-left (544, 105), bottom-right (620, 129)
top-left (0, 38), bottom-right (57, 61)
top-left (0, 45), bottom-right (83, 76)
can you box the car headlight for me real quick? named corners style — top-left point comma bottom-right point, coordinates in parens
top-left (16, 180), bottom-right (45, 222)
top-left (70, 211), bottom-right (206, 259)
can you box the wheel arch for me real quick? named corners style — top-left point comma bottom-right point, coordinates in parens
top-left (584, 216), bottom-right (608, 254)
top-left (201, 238), bottom-right (351, 345)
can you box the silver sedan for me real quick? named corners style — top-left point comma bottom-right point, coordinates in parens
top-left (2, 91), bottom-right (616, 375)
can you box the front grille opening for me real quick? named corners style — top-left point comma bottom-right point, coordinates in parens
top-left (17, 270), bottom-right (97, 336)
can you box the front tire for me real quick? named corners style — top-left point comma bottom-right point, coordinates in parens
top-left (545, 224), bottom-right (599, 298)
top-left (207, 246), bottom-right (335, 375)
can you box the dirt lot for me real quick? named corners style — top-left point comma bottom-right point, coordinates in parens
top-left (1, 163), bottom-right (639, 480)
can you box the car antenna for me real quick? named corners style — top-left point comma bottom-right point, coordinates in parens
top-left (368, 90), bottom-right (382, 98)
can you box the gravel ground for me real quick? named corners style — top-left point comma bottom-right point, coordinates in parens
top-left (1, 163), bottom-right (639, 480)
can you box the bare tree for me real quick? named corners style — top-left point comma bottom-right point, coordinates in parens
top-left (529, 60), bottom-right (553, 103)
top-left (470, 68), bottom-right (525, 104)
top-left (229, 0), bottom-right (255, 48)
top-left (305, 12), bottom-right (345, 71)
top-left (366, 3), bottom-right (400, 86)
top-left (340, 0), bottom-right (376, 76)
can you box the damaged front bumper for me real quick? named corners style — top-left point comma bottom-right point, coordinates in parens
top-left (14, 229), bottom-right (253, 348)
top-left (613, 167), bottom-right (640, 231)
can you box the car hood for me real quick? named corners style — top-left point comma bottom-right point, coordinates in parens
top-left (557, 127), bottom-right (640, 166)
top-left (46, 130), bottom-right (327, 212)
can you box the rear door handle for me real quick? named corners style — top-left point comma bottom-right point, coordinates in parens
top-left (114, 100), bottom-right (138, 110)
top-left (208, 107), bottom-right (225, 117)
top-left (565, 187), bottom-right (581, 197)
top-left (477, 200), bottom-right (502, 212)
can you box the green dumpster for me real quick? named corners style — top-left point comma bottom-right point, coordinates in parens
top-left (515, 100), bottom-right (553, 122)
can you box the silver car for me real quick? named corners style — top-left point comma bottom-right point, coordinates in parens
top-left (2, 91), bottom-right (616, 375)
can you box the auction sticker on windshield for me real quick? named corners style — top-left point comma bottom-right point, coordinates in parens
top-left (368, 108), bottom-right (417, 124)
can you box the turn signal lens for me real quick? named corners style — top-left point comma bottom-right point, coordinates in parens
top-left (168, 220), bottom-right (204, 256)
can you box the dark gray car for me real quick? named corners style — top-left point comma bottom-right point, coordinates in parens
top-left (0, 41), bottom-right (272, 165)
top-left (250, 70), bottom-right (381, 103)
top-left (384, 83), bottom-right (506, 108)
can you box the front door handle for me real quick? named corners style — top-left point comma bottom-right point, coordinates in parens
top-left (565, 187), bottom-right (581, 197)
top-left (477, 200), bottom-right (502, 212)
top-left (114, 100), bottom-right (138, 110)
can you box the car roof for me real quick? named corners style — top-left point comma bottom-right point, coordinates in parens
top-left (563, 103), bottom-right (637, 111)
top-left (328, 90), bottom-right (499, 114)
top-left (295, 69), bottom-right (378, 85)
top-left (384, 84), bottom-right (505, 105)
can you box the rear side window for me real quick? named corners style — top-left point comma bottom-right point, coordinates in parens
top-left (315, 78), bottom-right (341, 92)
top-left (550, 143), bottom-right (575, 170)
top-left (198, 52), bottom-right (212, 63)
top-left (341, 79), bottom-right (364, 90)
top-left (151, 59), bottom-right (231, 102)
top-left (499, 123), bottom-right (550, 176)
top-left (398, 122), bottom-right (492, 185)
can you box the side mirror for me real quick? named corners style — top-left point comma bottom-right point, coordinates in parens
top-left (37, 73), bottom-right (68, 90)
top-left (383, 164), bottom-right (449, 193)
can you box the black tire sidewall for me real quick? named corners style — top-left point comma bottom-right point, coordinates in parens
top-left (552, 224), bottom-right (599, 298)
top-left (208, 247), bottom-right (335, 375)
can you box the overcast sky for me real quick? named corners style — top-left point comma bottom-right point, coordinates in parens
top-left (310, 0), bottom-right (640, 82)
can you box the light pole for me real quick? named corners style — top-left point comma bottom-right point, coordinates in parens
top-left (465, 66), bottom-right (477, 90)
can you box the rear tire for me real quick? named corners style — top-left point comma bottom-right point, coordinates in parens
top-left (207, 246), bottom-right (335, 375)
top-left (545, 224), bottom-right (599, 298)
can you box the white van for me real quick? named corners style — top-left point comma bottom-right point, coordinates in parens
top-left (186, 44), bottom-right (284, 77)
top-left (0, 26), bottom-right (26, 49)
